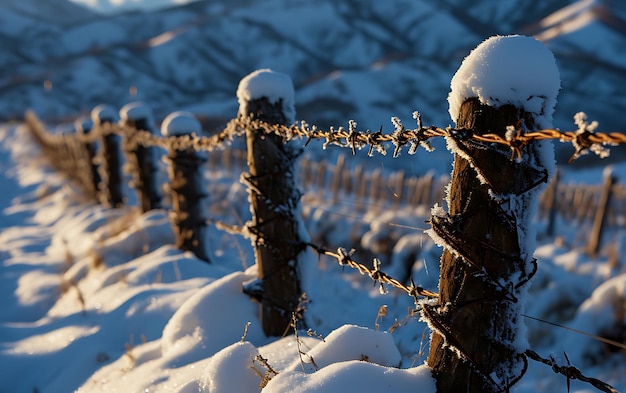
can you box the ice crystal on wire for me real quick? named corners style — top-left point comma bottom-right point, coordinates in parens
top-left (572, 112), bottom-right (610, 160)
top-left (505, 125), bottom-right (518, 142)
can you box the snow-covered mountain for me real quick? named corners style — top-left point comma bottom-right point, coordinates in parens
top-left (2, 0), bottom-right (625, 160)
top-left (69, 0), bottom-right (203, 15)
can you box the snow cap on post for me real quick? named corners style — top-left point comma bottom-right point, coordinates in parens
top-left (119, 102), bottom-right (154, 126)
top-left (91, 104), bottom-right (120, 125)
top-left (449, 35), bottom-right (560, 126)
top-left (237, 69), bottom-right (296, 124)
top-left (75, 117), bottom-right (93, 135)
top-left (160, 111), bottom-right (201, 136)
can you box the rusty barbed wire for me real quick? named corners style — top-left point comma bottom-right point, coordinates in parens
top-left (202, 214), bottom-right (439, 301)
top-left (114, 115), bottom-right (626, 163)
top-left (28, 110), bottom-right (626, 163)
top-left (305, 243), bottom-right (439, 300)
top-left (524, 349), bottom-right (620, 393)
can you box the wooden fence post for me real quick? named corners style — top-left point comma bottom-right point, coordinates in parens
top-left (587, 169), bottom-right (615, 257)
top-left (75, 118), bottom-right (101, 201)
top-left (354, 164), bottom-right (366, 211)
top-left (542, 169), bottom-right (559, 237)
top-left (119, 102), bottom-right (162, 213)
top-left (91, 105), bottom-right (124, 207)
top-left (238, 69), bottom-right (307, 336)
top-left (330, 154), bottom-right (345, 204)
top-left (425, 36), bottom-right (560, 392)
top-left (161, 112), bottom-right (210, 262)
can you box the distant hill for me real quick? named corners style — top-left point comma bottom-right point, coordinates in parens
top-left (1, 0), bottom-right (625, 167)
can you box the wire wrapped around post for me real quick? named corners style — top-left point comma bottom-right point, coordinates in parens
top-left (422, 35), bottom-right (561, 393)
top-left (424, 98), bottom-right (552, 393)
top-left (238, 69), bottom-right (307, 337)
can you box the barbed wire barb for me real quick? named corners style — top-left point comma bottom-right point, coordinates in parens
top-left (305, 242), bottom-right (438, 299)
top-left (524, 349), bottom-right (620, 393)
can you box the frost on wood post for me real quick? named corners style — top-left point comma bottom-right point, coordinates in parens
top-left (424, 35), bottom-right (560, 392)
top-left (238, 69), bottom-right (307, 336)
top-left (119, 102), bottom-right (162, 213)
top-left (161, 112), bottom-right (210, 263)
top-left (75, 117), bottom-right (101, 201)
top-left (91, 104), bottom-right (124, 207)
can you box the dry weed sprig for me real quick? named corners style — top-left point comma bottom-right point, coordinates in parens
top-left (291, 313), bottom-right (319, 373)
top-left (124, 334), bottom-right (136, 365)
top-left (251, 354), bottom-right (279, 389)
top-left (241, 321), bottom-right (252, 343)
top-left (76, 286), bottom-right (86, 315)
top-left (375, 305), bottom-right (387, 332)
top-left (306, 328), bottom-right (325, 342)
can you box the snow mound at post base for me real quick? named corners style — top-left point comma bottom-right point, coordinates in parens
top-left (203, 341), bottom-right (262, 393)
top-left (448, 35), bottom-right (560, 125)
top-left (286, 324), bottom-right (402, 373)
top-left (264, 361), bottom-right (436, 393)
top-left (160, 268), bottom-right (266, 367)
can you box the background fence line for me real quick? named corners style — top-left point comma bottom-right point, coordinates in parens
top-left (203, 146), bottom-right (625, 230)
top-left (24, 111), bottom-right (626, 258)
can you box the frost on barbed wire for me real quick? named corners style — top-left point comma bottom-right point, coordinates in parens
top-left (390, 113), bottom-right (434, 157)
top-left (570, 111), bottom-right (611, 162)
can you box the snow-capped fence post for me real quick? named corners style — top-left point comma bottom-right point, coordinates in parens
top-left (238, 69), bottom-right (307, 336)
top-left (161, 112), bottom-right (210, 262)
top-left (119, 102), bottom-right (162, 213)
top-left (91, 105), bottom-right (124, 208)
top-left (75, 118), bottom-right (101, 201)
top-left (586, 169), bottom-right (615, 257)
top-left (424, 36), bottom-right (560, 392)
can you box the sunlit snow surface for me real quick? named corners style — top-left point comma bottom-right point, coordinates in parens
top-left (0, 115), bottom-right (624, 393)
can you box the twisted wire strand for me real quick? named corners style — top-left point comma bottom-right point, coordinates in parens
top-left (29, 108), bottom-right (624, 162)
top-left (64, 114), bottom-right (626, 163)
top-left (306, 244), bottom-right (439, 300)
top-left (201, 215), bottom-right (440, 300)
